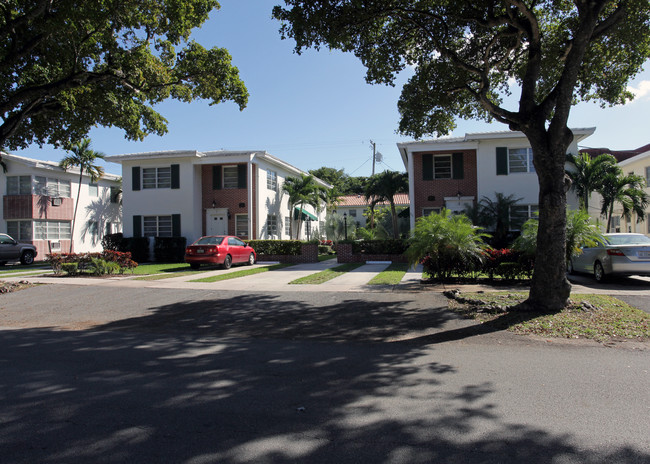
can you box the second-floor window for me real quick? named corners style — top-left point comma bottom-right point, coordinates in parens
top-left (508, 148), bottom-right (535, 173)
top-left (89, 183), bottom-right (98, 197)
top-left (223, 166), bottom-right (239, 189)
top-left (142, 167), bottom-right (171, 189)
top-left (46, 178), bottom-right (71, 197)
top-left (6, 176), bottom-right (31, 195)
top-left (267, 170), bottom-right (278, 191)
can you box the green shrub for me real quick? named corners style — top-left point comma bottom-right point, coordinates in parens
top-left (154, 236), bottom-right (187, 262)
top-left (247, 240), bottom-right (304, 255)
top-left (351, 239), bottom-right (408, 255)
top-left (102, 233), bottom-right (125, 251)
top-left (121, 237), bottom-right (150, 263)
top-left (60, 262), bottom-right (79, 276)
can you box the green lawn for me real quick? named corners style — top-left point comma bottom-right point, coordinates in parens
top-left (0, 264), bottom-right (51, 274)
top-left (129, 263), bottom-right (194, 275)
top-left (368, 262), bottom-right (409, 285)
top-left (448, 291), bottom-right (650, 342)
top-left (191, 263), bottom-right (294, 283)
top-left (289, 262), bottom-right (364, 285)
top-left (318, 254), bottom-right (337, 262)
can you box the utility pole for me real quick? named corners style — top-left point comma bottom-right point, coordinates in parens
top-left (370, 140), bottom-right (376, 176)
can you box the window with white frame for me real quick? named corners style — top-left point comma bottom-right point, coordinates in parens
top-left (433, 155), bottom-right (452, 179)
top-left (89, 183), bottom-right (98, 197)
top-left (47, 178), bottom-right (71, 197)
top-left (267, 214), bottom-right (278, 237)
top-left (236, 214), bottom-right (249, 238)
top-left (267, 170), bottom-right (277, 191)
top-left (142, 167), bottom-right (171, 189)
top-left (645, 167), bottom-right (650, 187)
top-left (34, 220), bottom-right (71, 240)
top-left (509, 148), bottom-right (535, 173)
top-left (510, 204), bottom-right (538, 229)
top-left (611, 216), bottom-right (621, 233)
top-left (7, 220), bottom-right (33, 241)
top-left (422, 207), bottom-right (441, 216)
top-left (223, 166), bottom-right (239, 189)
top-left (34, 176), bottom-right (47, 195)
top-left (285, 216), bottom-right (291, 236)
top-left (349, 209), bottom-right (357, 217)
top-left (6, 176), bottom-right (31, 195)
top-left (143, 215), bottom-right (172, 237)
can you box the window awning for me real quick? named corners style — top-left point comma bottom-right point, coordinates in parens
top-left (294, 207), bottom-right (317, 221)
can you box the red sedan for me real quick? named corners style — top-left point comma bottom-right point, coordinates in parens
top-left (184, 235), bottom-right (256, 270)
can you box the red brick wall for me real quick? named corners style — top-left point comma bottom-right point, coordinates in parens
top-left (411, 149), bottom-right (477, 218)
top-left (3, 195), bottom-right (74, 220)
top-left (200, 164), bottom-right (258, 238)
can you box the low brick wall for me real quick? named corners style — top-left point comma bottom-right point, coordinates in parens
top-left (257, 243), bottom-right (318, 263)
top-left (335, 243), bottom-right (407, 263)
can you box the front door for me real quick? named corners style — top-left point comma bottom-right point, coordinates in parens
top-left (207, 208), bottom-right (228, 236)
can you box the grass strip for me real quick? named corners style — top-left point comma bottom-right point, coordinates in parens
top-left (0, 265), bottom-right (51, 274)
top-left (318, 254), bottom-right (337, 262)
top-left (130, 263), bottom-right (194, 275)
top-left (448, 292), bottom-right (650, 342)
top-left (135, 271), bottom-right (208, 281)
top-left (290, 262), bottom-right (364, 285)
top-left (191, 263), bottom-right (294, 283)
top-left (368, 262), bottom-right (409, 285)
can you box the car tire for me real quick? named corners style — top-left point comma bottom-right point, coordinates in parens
top-left (20, 250), bottom-right (35, 265)
top-left (222, 255), bottom-right (232, 269)
top-left (247, 253), bottom-right (255, 265)
top-left (189, 263), bottom-right (200, 270)
top-left (594, 261), bottom-right (606, 282)
top-left (0, 261), bottom-right (6, 266)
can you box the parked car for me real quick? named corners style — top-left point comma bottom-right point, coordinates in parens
top-left (184, 235), bottom-right (256, 269)
top-left (568, 233), bottom-right (650, 282)
top-left (0, 233), bottom-right (37, 265)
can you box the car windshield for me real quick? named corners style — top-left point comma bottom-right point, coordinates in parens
top-left (605, 234), bottom-right (650, 245)
top-left (194, 236), bottom-right (224, 245)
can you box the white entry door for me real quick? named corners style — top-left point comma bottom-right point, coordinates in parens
top-left (207, 208), bottom-right (228, 235)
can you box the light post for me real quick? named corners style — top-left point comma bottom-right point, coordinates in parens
top-left (343, 212), bottom-right (348, 240)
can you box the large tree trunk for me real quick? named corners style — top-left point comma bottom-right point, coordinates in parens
top-left (524, 129), bottom-right (573, 313)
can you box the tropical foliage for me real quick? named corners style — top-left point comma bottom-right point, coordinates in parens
top-left (282, 174), bottom-right (324, 239)
top-left (468, 193), bottom-right (523, 248)
top-left (598, 171), bottom-right (649, 232)
top-left (59, 138), bottom-right (105, 253)
top-left (405, 209), bottom-right (489, 280)
top-left (566, 152), bottom-right (619, 212)
top-left (364, 171), bottom-right (408, 239)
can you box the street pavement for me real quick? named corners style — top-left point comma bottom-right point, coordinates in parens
top-left (0, 262), bottom-right (649, 463)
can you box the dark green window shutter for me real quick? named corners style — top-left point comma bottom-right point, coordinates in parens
top-left (132, 166), bottom-right (141, 191)
top-left (496, 147), bottom-right (508, 175)
top-left (171, 164), bottom-right (180, 189)
top-left (212, 166), bottom-right (222, 190)
top-left (133, 215), bottom-right (142, 237)
top-left (452, 152), bottom-right (464, 179)
top-left (237, 164), bottom-right (247, 189)
top-left (172, 214), bottom-right (181, 236)
top-left (422, 154), bottom-right (433, 180)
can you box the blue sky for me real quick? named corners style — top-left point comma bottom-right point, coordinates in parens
top-left (13, 0), bottom-right (650, 177)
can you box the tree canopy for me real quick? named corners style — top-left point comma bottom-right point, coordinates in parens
top-left (0, 0), bottom-right (248, 151)
top-left (274, 0), bottom-right (650, 312)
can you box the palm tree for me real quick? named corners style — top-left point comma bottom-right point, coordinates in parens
top-left (476, 192), bottom-right (523, 247)
top-left (566, 152), bottom-right (618, 212)
top-left (598, 170), bottom-right (649, 232)
top-left (282, 174), bottom-right (323, 239)
top-left (59, 138), bottom-right (105, 252)
top-left (364, 171), bottom-right (408, 239)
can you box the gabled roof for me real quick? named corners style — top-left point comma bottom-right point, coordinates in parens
top-left (1, 151), bottom-right (121, 181)
top-left (337, 193), bottom-right (410, 207)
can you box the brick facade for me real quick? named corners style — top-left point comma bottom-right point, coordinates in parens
top-left (200, 163), bottom-right (258, 239)
top-left (3, 195), bottom-right (74, 220)
top-left (411, 149), bottom-right (477, 218)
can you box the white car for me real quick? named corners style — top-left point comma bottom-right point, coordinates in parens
top-left (569, 233), bottom-right (650, 282)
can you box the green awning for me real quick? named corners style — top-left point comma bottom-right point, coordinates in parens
top-left (294, 207), bottom-right (317, 221)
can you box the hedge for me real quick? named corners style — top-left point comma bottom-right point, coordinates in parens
top-left (246, 240), bottom-right (313, 256)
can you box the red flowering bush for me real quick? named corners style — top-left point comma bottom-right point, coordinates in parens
top-left (46, 251), bottom-right (138, 275)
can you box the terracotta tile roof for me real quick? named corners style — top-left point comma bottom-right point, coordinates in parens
top-left (580, 143), bottom-right (650, 162)
top-left (337, 193), bottom-right (410, 207)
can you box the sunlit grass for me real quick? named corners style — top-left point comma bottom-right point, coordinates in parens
top-left (191, 263), bottom-right (294, 283)
top-left (368, 262), bottom-right (409, 285)
top-left (290, 263), bottom-right (364, 285)
top-left (448, 292), bottom-right (650, 342)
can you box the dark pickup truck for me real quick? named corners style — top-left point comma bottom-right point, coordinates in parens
top-left (0, 233), bottom-right (37, 265)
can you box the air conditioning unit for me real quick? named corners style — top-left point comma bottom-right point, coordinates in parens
top-left (51, 197), bottom-right (62, 206)
top-left (50, 241), bottom-right (61, 251)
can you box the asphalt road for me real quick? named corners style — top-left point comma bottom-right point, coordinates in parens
top-left (1, 285), bottom-right (648, 464)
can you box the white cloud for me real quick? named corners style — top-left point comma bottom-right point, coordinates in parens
top-left (627, 80), bottom-right (650, 101)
